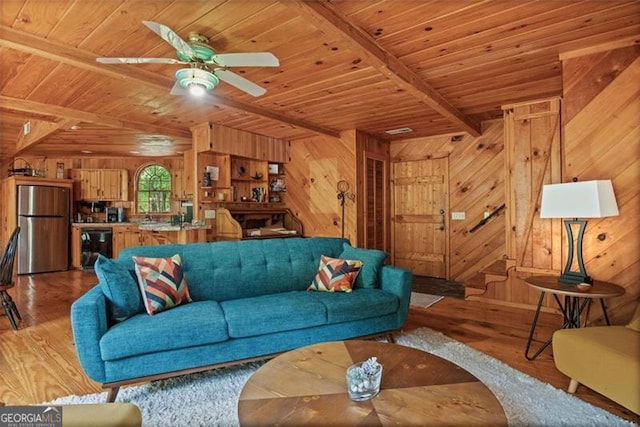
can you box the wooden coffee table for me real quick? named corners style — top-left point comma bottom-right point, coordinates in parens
top-left (238, 340), bottom-right (507, 426)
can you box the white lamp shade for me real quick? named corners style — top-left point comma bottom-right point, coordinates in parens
top-left (540, 180), bottom-right (619, 218)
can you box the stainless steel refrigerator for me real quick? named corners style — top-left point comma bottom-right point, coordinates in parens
top-left (17, 185), bottom-right (70, 274)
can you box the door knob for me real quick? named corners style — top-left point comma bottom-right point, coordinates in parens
top-left (439, 209), bottom-right (445, 215)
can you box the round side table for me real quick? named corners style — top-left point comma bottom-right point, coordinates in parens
top-left (524, 275), bottom-right (625, 360)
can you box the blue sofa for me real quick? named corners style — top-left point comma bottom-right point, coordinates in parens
top-left (71, 237), bottom-right (412, 401)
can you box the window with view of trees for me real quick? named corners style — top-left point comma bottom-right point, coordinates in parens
top-left (137, 164), bottom-right (172, 213)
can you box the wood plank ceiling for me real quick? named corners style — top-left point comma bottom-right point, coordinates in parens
top-left (1, 0), bottom-right (638, 161)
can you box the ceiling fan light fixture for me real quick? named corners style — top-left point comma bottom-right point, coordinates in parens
top-left (188, 82), bottom-right (206, 97)
top-left (175, 68), bottom-right (219, 96)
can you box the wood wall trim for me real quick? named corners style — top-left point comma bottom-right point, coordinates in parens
top-left (501, 96), bottom-right (562, 111)
top-left (558, 36), bottom-right (640, 61)
top-left (285, 1), bottom-right (482, 137)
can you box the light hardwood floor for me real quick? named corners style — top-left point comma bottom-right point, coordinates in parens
top-left (0, 270), bottom-right (638, 423)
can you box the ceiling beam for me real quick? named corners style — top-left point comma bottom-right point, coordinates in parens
top-left (0, 25), bottom-right (340, 139)
top-left (14, 118), bottom-right (78, 156)
top-left (286, 1), bottom-right (482, 137)
top-left (0, 96), bottom-right (191, 141)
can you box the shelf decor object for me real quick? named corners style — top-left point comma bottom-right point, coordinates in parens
top-left (540, 179), bottom-right (619, 285)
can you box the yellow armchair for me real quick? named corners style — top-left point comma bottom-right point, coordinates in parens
top-left (552, 301), bottom-right (640, 415)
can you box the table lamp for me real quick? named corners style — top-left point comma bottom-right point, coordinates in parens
top-left (540, 179), bottom-right (618, 285)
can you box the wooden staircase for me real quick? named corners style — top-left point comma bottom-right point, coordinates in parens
top-left (464, 258), bottom-right (515, 298)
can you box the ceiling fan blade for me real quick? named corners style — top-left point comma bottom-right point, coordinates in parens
top-left (143, 20), bottom-right (195, 59)
top-left (169, 80), bottom-right (188, 96)
top-left (97, 57), bottom-right (182, 64)
top-left (214, 69), bottom-right (266, 97)
top-left (209, 52), bottom-right (280, 67)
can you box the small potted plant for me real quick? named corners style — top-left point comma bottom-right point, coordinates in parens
top-left (345, 356), bottom-right (383, 401)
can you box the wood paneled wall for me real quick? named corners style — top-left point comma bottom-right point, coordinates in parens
top-left (286, 131), bottom-right (358, 242)
top-left (390, 121), bottom-right (505, 283)
top-left (390, 45), bottom-right (639, 322)
top-left (561, 45), bottom-right (640, 319)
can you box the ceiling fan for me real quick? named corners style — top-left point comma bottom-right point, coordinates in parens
top-left (96, 21), bottom-right (279, 97)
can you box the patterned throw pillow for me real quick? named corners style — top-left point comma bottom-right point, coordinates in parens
top-left (133, 254), bottom-right (192, 315)
top-left (308, 255), bottom-right (363, 292)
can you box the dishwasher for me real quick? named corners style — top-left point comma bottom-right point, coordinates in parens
top-left (81, 228), bottom-right (113, 268)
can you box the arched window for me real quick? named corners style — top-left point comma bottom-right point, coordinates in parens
top-left (137, 164), bottom-right (172, 213)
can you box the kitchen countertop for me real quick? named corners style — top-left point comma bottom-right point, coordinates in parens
top-left (72, 222), bottom-right (136, 227)
top-left (72, 222), bottom-right (211, 231)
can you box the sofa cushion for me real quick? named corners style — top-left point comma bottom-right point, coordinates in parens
top-left (120, 238), bottom-right (348, 302)
top-left (309, 288), bottom-right (399, 323)
top-left (221, 292), bottom-right (327, 338)
top-left (339, 243), bottom-right (388, 289)
top-left (95, 255), bottom-right (143, 322)
top-left (133, 254), bottom-right (192, 315)
top-left (308, 255), bottom-right (363, 292)
top-left (100, 301), bottom-right (228, 361)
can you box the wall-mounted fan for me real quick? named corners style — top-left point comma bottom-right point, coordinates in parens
top-left (97, 21), bottom-right (279, 97)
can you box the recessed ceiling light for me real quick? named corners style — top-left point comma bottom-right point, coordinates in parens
top-left (385, 127), bottom-right (414, 135)
top-left (130, 150), bottom-right (140, 154)
top-left (81, 150), bottom-right (92, 154)
top-left (70, 125), bottom-right (80, 131)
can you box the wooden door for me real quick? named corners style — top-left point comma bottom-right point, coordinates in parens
top-left (504, 98), bottom-right (562, 274)
top-left (392, 157), bottom-right (449, 279)
top-left (362, 153), bottom-right (389, 252)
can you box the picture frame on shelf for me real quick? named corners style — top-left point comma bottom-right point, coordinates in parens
top-left (206, 166), bottom-right (219, 181)
top-left (270, 178), bottom-right (286, 192)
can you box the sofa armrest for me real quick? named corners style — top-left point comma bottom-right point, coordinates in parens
top-left (70, 286), bottom-right (109, 383)
top-left (379, 265), bottom-right (413, 326)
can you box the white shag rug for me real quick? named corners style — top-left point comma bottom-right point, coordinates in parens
top-left (47, 328), bottom-right (636, 427)
top-left (410, 292), bottom-right (444, 308)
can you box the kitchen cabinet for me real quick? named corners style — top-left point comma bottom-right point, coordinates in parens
top-left (112, 225), bottom-right (208, 259)
top-left (112, 225), bottom-right (146, 259)
top-left (172, 169), bottom-right (184, 199)
top-left (170, 150), bottom-right (196, 201)
top-left (71, 169), bottom-right (128, 201)
top-left (183, 149), bottom-right (195, 197)
top-left (140, 228), bottom-right (207, 245)
top-left (70, 226), bottom-right (82, 269)
top-left (71, 224), bottom-right (132, 268)
top-left (72, 223), bottom-right (209, 266)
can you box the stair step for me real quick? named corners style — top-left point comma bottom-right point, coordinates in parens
top-left (480, 259), bottom-right (508, 275)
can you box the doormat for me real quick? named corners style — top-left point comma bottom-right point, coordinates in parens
top-left (410, 292), bottom-right (444, 309)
